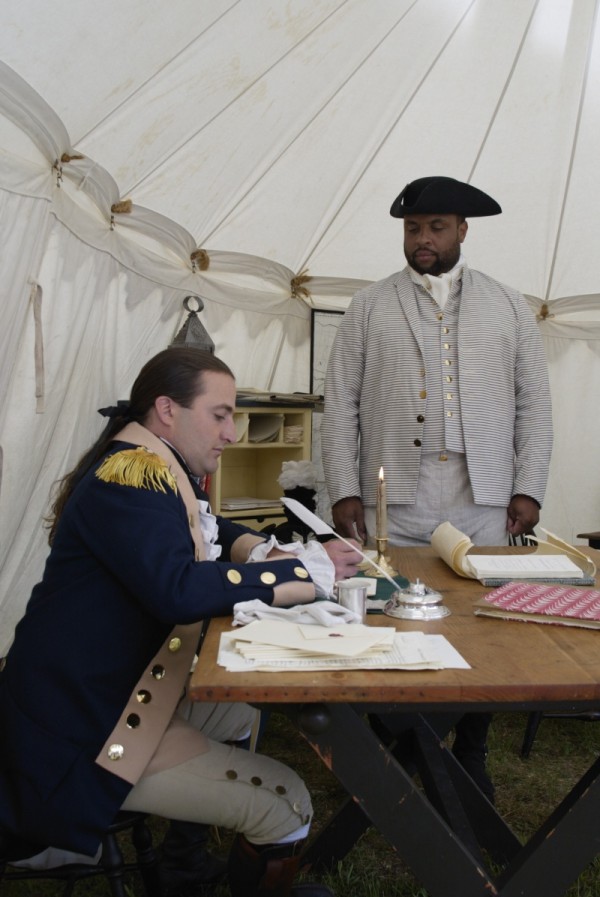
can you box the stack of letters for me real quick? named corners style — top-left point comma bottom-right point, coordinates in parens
top-left (217, 620), bottom-right (469, 672)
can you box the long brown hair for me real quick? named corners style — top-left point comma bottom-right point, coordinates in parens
top-left (46, 348), bottom-right (234, 543)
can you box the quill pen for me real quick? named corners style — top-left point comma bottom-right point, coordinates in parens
top-left (281, 496), bottom-right (401, 590)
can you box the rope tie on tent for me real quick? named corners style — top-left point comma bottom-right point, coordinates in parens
top-left (53, 153), bottom-right (85, 187)
top-left (291, 268), bottom-right (312, 300)
top-left (191, 249), bottom-right (210, 271)
top-left (110, 199), bottom-right (133, 230)
top-left (536, 302), bottom-right (554, 321)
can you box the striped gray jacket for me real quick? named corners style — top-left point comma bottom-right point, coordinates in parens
top-left (321, 265), bottom-right (553, 509)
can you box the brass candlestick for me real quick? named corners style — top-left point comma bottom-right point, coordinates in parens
top-left (372, 536), bottom-right (399, 578)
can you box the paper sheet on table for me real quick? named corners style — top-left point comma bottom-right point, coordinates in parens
top-left (231, 619), bottom-right (395, 657)
top-left (217, 629), bottom-right (470, 672)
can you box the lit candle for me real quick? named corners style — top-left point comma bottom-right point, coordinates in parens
top-left (376, 466), bottom-right (387, 539)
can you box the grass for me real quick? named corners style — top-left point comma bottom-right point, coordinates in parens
top-left (4, 712), bottom-right (600, 896)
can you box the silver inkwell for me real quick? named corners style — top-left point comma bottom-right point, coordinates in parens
top-left (384, 578), bottom-right (450, 621)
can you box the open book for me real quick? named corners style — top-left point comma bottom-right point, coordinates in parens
top-left (431, 522), bottom-right (597, 584)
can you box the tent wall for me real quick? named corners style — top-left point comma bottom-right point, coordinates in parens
top-left (2, 2), bottom-right (600, 651)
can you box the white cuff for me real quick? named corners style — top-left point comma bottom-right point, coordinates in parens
top-left (247, 537), bottom-right (335, 598)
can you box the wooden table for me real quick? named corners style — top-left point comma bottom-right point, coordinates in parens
top-left (190, 546), bottom-right (600, 897)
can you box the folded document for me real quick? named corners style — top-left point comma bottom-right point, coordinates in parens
top-left (217, 620), bottom-right (470, 672)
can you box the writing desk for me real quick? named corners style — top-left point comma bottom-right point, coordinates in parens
top-left (189, 546), bottom-right (600, 897)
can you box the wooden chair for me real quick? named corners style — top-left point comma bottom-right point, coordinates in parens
top-left (0, 810), bottom-right (163, 897)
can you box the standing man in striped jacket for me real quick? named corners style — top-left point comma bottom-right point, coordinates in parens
top-left (321, 175), bottom-right (553, 800)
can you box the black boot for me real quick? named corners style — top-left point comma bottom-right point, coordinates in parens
top-left (452, 712), bottom-right (495, 804)
top-left (160, 820), bottom-right (227, 895)
top-left (227, 834), bottom-right (334, 897)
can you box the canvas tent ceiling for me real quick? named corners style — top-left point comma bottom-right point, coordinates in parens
top-left (1, 0), bottom-right (600, 651)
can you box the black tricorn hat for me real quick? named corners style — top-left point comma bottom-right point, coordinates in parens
top-left (390, 176), bottom-right (502, 218)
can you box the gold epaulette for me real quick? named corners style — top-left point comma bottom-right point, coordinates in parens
top-left (95, 447), bottom-right (178, 494)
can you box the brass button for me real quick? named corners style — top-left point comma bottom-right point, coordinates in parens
top-left (443, 342), bottom-right (450, 350)
top-left (251, 776), bottom-right (262, 786)
top-left (226, 769), bottom-right (238, 780)
top-left (260, 571), bottom-right (277, 585)
top-left (416, 414), bottom-right (425, 423)
top-left (437, 313), bottom-right (443, 320)
top-left (442, 327), bottom-right (449, 334)
top-left (445, 376), bottom-right (452, 382)
top-left (108, 744), bottom-right (124, 761)
top-left (439, 453), bottom-right (448, 462)
top-left (446, 411), bottom-right (453, 418)
top-left (444, 359), bottom-right (452, 366)
top-left (151, 665), bottom-right (166, 680)
top-left (414, 439), bottom-right (422, 447)
top-left (275, 785), bottom-right (287, 795)
top-left (294, 566), bottom-right (309, 579)
top-left (137, 689), bottom-right (152, 704)
top-left (419, 389), bottom-right (427, 399)
top-left (126, 713), bottom-right (141, 729)
top-left (227, 569), bottom-right (242, 584)
top-left (168, 637), bottom-right (182, 653)
top-left (446, 393), bottom-right (453, 400)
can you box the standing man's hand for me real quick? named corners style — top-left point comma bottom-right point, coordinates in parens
top-left (507, 494), bottom-right (540, 537)
top-left (332, 496), bottom-right (367, 544)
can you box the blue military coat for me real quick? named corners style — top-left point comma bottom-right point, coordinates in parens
top-left (0, 441), bottom-right (313, 854)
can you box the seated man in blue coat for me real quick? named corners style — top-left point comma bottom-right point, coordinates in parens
top-left (0, 347), bottom-right (361, 897)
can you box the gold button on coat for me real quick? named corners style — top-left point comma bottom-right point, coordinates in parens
top-left (260, 571), bottom-right (277, 585)
top-left (137, 689), bottom-right (152, 704)
top-left (168, 637), bottom-right (182, 652)
top-left (151, 665), bottom-right (166, 679)
top-left (227, 569), bottom-right (242, 584)
top-left (108, 744), bottom-right (124, 761)
top-left (419, 389), bottom-right (427, 399)
top-left (294, 566), bottom-right (309, 579)
top-left (126, 713), bottom-right (141, 729)
top-left (226, 769), bottom-right (238, 780)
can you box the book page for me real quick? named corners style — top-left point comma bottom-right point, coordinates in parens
top-left (430, 522), bottom-right (475, 577)
top-left (466, 554), bottom-right (584, 579)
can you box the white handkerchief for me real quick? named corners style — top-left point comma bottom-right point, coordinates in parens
top-left (232, 599), bottom-right (362, 627)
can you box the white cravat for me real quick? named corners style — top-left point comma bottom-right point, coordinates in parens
top-left (409, 255), bottom-right (465, 309)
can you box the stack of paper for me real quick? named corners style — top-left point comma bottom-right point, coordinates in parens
top-left (217, 620), bottom-right (470, 672)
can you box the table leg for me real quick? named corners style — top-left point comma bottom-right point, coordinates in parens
top-left (290, 702), bottom-right (500, 897)
top-left (497, 752), bottom-right (600, 897)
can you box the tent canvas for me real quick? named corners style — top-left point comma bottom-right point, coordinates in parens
top-left (1, 0), bottom-right (600, 652)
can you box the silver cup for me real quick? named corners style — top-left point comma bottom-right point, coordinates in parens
top-left (336, 580), bottom-right (368, 622)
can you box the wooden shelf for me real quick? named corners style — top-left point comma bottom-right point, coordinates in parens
top-left (209, 405), bottom-right (312, 529)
